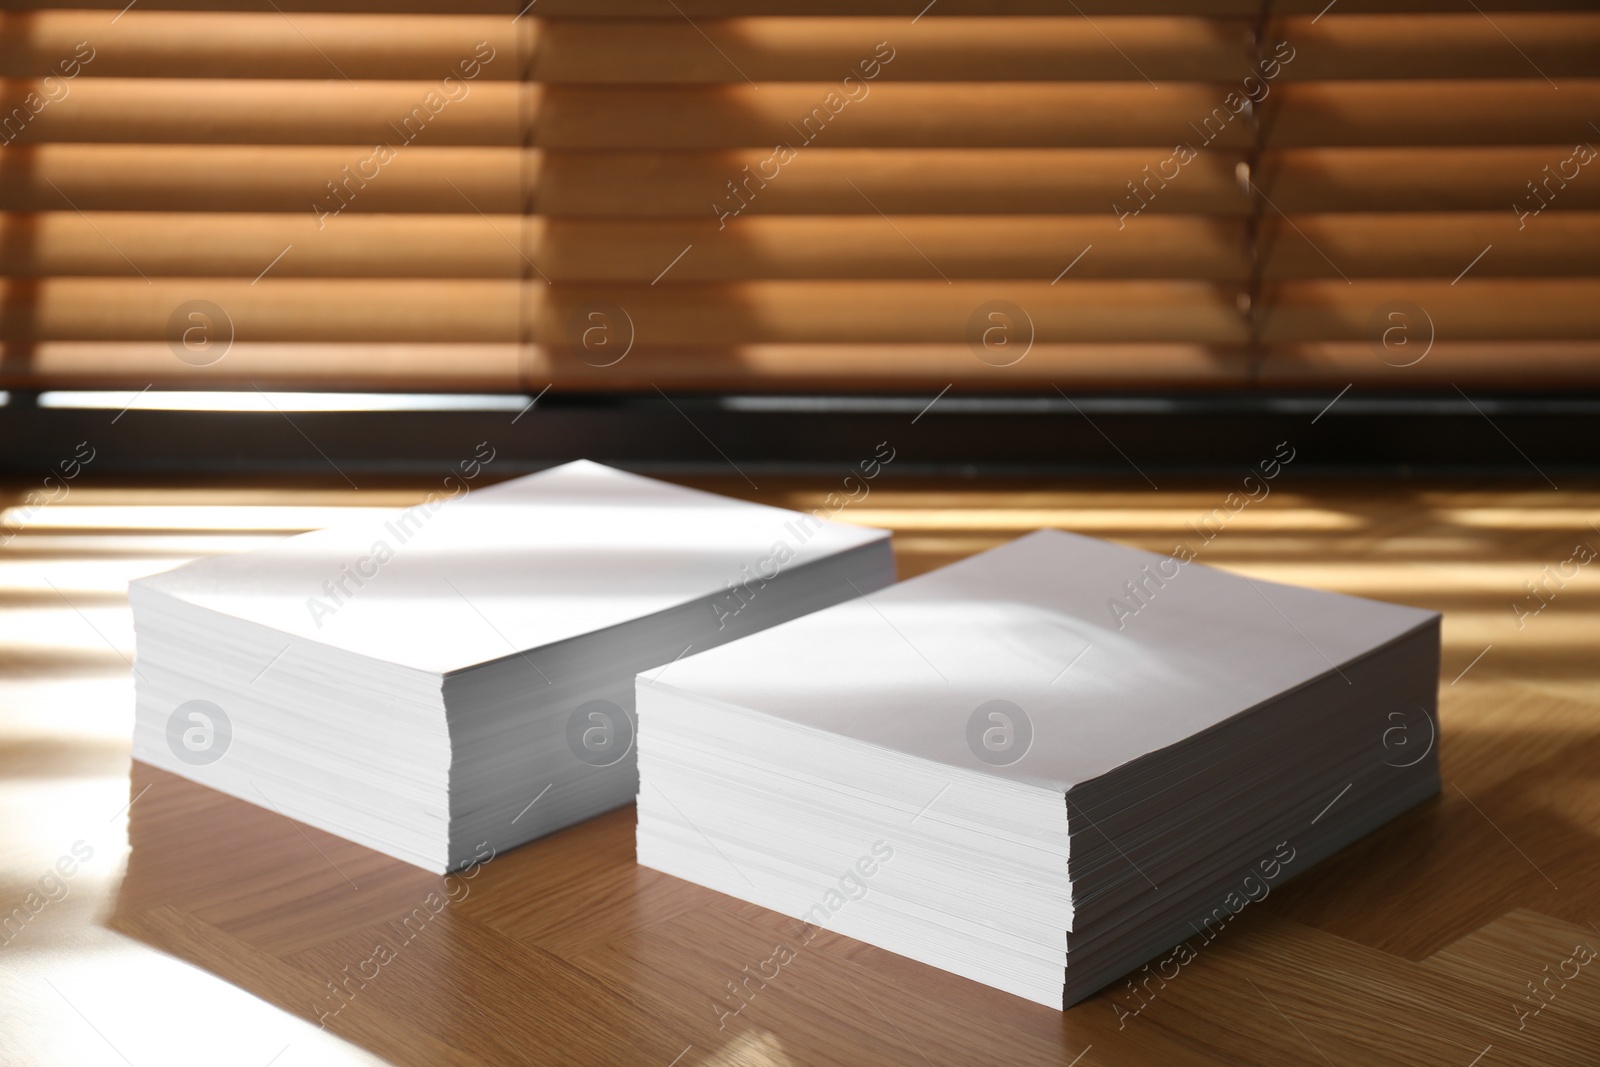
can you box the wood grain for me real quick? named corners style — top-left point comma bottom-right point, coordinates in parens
top-left (3, 475), bottom-right (1598, 1065)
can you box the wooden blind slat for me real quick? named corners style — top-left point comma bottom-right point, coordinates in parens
top-left (0, 145), bottom-right (524, 212)
top-left (1258, 281), bottom-right (1600, 342)
top-left (1279, 15), bottom-right (1600, 81)
top-left (8, 81), bottom-right (1595, 148)
top-left (0, 279), bottom-right (1251, 344)
top-left (0, 213), bottom-right (1254, 280)
top-left (9, 211), bottom-right (1596, 281)
top-left (2, 146), bottom-right (1251, 214)
top-left (10, 340), bottom-right (1597, 393)
top-left (1, 80), bottom-right (522, 146)
top-left (1260, 343), bottom-right (1600, 387)
top-left (8, 13), bottom-right (1593, 84)
top-left (1264, 149), bottom-right (1600, 212)
top-left (6, 82), bottom-right (1258, 148)
top-left (0, 15), bottom-right (1254, 83)
top-left (9, 279), bottom-right (1594, 346)
top-left (0, 14), bottom-right (516, 80)
top-left (528, 18), bottom-right (1252, 83)
top-left (2, 342), bottom-right (526, 390)
top-left (11, 145), bottom-right (1590, 216)
top-left (1, 279), bottom-right (521, 342)
top-left (1264, 83), bottom-right (1600, 147)
top-left (0, 342), bottom-right (1253, 391)
top-left (1260, 214), bottom-right (1600, 279)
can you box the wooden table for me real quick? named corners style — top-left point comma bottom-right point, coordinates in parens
top-left (3, 476), bottom-right (1597, 1066)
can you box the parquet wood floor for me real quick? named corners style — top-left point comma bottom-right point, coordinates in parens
top-left (3, 477), bottom-right (1596, 1065)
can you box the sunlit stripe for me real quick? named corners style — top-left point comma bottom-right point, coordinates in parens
top-left (0, 936), bottom-right (376, 1065)
top-left (836, 508), bottom-right (1366, 531)
top-left (0, 557), bottom-right (196, 594)
top-left (0, 608), bottom-right (137, 654)
top-left (0, 535), bottom-right (288, 558)
top-left (1209, 563), bottom-right (1600, 595)
top-left (37, 390), bottom-right (531, 413)
top-left (2, 505), bottom-right (387, 532)
top-left (1436, 508), bottom-right (1600, 530)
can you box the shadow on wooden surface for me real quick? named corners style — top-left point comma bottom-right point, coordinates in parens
top-left (4, 475), bottom-right (1599, 1064)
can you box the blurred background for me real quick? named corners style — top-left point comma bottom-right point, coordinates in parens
top-left (1, 0), bottom-right (1596, 476)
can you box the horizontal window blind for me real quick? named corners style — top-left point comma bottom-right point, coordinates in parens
top-left (0, 2), bottom-right (1595, 393)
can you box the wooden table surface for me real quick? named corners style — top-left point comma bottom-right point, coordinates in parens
top-left (2, 475), bottom-right (1598, 1066)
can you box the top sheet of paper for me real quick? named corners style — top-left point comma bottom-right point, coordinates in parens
top-left (652, 529), bottom-right (1438, 792)
top-left (133, 460), bottom-right (888, 674)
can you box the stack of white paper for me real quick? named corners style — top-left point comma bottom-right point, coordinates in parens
top-left (636, 529), bottom-right (1441, 1008)
top-left (130, 460), bottom-right (893, 873)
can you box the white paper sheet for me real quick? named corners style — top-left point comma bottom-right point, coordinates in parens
top-left (652, 529), bottom-right (1437, 791)
top-left (134, 460), bottom-right (888, 674)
